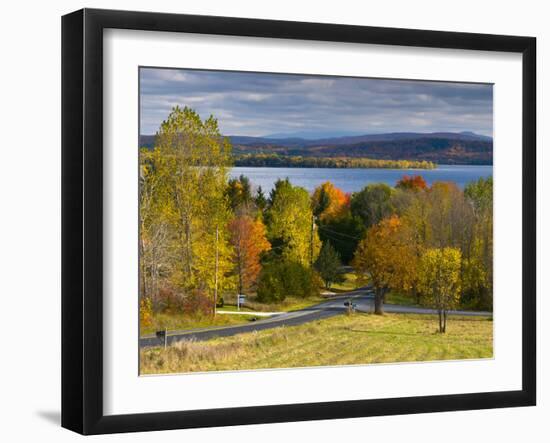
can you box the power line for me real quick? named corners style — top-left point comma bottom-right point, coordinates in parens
top-left (317, 225), bottom-right (362, 240)
top-left (318, 231), bottom-right (350, 245)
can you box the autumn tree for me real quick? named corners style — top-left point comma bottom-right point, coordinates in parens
top-left (395, 181), bottom-right (472, 253)
top-left (315, 241), bottom-right (342, 289)
top-left (353, 215), bottom-right (417, 314)
top-left (312, 181), bottom-right (349, 221)
top-left (418, 247), bottom-right (462, 333)
top-left (228, 215), bottom-right (271, 294)
top-left (391, 188), bottom-right (431, 303)
top-left (350, 183), bottom-right (395, 229)
top-left (311, 181), bottom-right (361, 264)
top-left (426, 181), bottom-right (474, 250)
top-left (154, 106), bottom-right (234, 314)
top-left (396, 175), bottom-right (428, 191)
top-left (266, 179), bottom-right (321, 266)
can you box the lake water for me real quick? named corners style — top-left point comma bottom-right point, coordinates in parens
top-left (230, 165), bottom-right (493, 194)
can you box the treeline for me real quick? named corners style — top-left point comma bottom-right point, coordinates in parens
top-left (234, 153), bottom-right (436, 169)
top-left (140, 106), bottom-right (492, 334)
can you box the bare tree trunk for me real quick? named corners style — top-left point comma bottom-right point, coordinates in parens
top-left (213, 226), bottom-right (219, 317)
top-left (374, 288), bottom-right (386, 315)
top-left (139, 233), bottom-right (147, 300)
top-left (413, 286), bottom-right (421, 305)
top-left (175, 191), bottom-right (193, 280)
top-left (185, 216), bottom-right (192, 276)
top-left (309, 214), bottom-right (315, 266)
top-left (443, 310), bottom-right (447, 333)
top-left (237, 233), bottom-right (243, 295)
top-left (438, 310), bottom-right (443, 333)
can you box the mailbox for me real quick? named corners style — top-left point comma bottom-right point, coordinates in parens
top-left (156, 329), bottom-right (168, 348)
top-left (237, 294), bottom-right (246, 310)
top-left (344, 300), bottom-right (357, 311)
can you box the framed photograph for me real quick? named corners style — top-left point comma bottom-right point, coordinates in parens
top-left (62, 8), bottom-right (536, 435)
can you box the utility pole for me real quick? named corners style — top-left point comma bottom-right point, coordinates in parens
top-left (310, 214), bottom-right (315, 266)
top-left (214, 225), bottom-right (219, 317)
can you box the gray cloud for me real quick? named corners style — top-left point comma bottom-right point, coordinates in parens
top-left (140, 67), bottom-right (493, 137)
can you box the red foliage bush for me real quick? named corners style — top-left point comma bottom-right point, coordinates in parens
top-left (182, 289), bottom-right (213, 317)
top-left (155, 284), bottom-right (213, 317)
top-left (156, 285), bottom-right (184, 313)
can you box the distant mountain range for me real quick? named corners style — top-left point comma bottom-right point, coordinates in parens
top-left (140, 131), bottom-right (493, 165)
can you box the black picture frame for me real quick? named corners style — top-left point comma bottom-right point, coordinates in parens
top-left (61, 8), bottom-right (536, 435)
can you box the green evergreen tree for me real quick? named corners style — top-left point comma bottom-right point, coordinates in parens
top-left (315, 241), bottom-right (342, 289)
top-left (255, 186), bottom-right (267, 212)
top-left (226, 174), bottom-right (253, 211)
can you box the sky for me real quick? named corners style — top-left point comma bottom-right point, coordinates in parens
top-left (140, 67), bottom-right (493, 138)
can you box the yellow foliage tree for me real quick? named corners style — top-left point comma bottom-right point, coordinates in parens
top-left (149, 106), bottom-right (234, 315)
top-left (417, 247), bottom-right (462, 333)
top-left (139, 297), bottom-right (153, 328)
top-left (267, 180), bottom-right (321, 266)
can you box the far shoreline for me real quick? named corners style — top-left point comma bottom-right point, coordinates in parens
top-left (233, 154), bottom-right (437, 170)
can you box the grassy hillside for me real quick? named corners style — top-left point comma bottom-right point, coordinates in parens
top-left (140, 313), bottom-right (493, 374)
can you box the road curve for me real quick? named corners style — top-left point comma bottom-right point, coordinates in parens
top-left (140, 287), bottom-right (491, 348)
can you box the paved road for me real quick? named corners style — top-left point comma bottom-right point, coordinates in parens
top-left (140, 287), bottom-right (492, 348)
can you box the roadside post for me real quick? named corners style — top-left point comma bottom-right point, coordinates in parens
top-left (237, 294), bottom-right (246, 311)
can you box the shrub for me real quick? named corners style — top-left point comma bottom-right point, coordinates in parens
top-left (156, 285), bottom-right (185, 313)
top-left (257, 261), bottom-right (319, 303)
top-left (155, 285), bottom-right (213, 317)
top-left (314, 241), bottom-right (342, 289)
top-left (139, 297), bottom-right (153, 328)
top-left (257, 271), bottom-right (286, 303)
top-left (182, 289), bottom-right (213, 317)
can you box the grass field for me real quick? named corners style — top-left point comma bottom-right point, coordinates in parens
top-left (140, 313), bottom-right (493, 374)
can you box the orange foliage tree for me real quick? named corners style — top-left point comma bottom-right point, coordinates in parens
top-left (311, 181), bottom-right (349, 221)
top-left (353, 215), bottom-right (417, 314)
top-left (396, 175), bottom-right (428, 191)
top-left (228, 215), bottom-right (271, 294)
